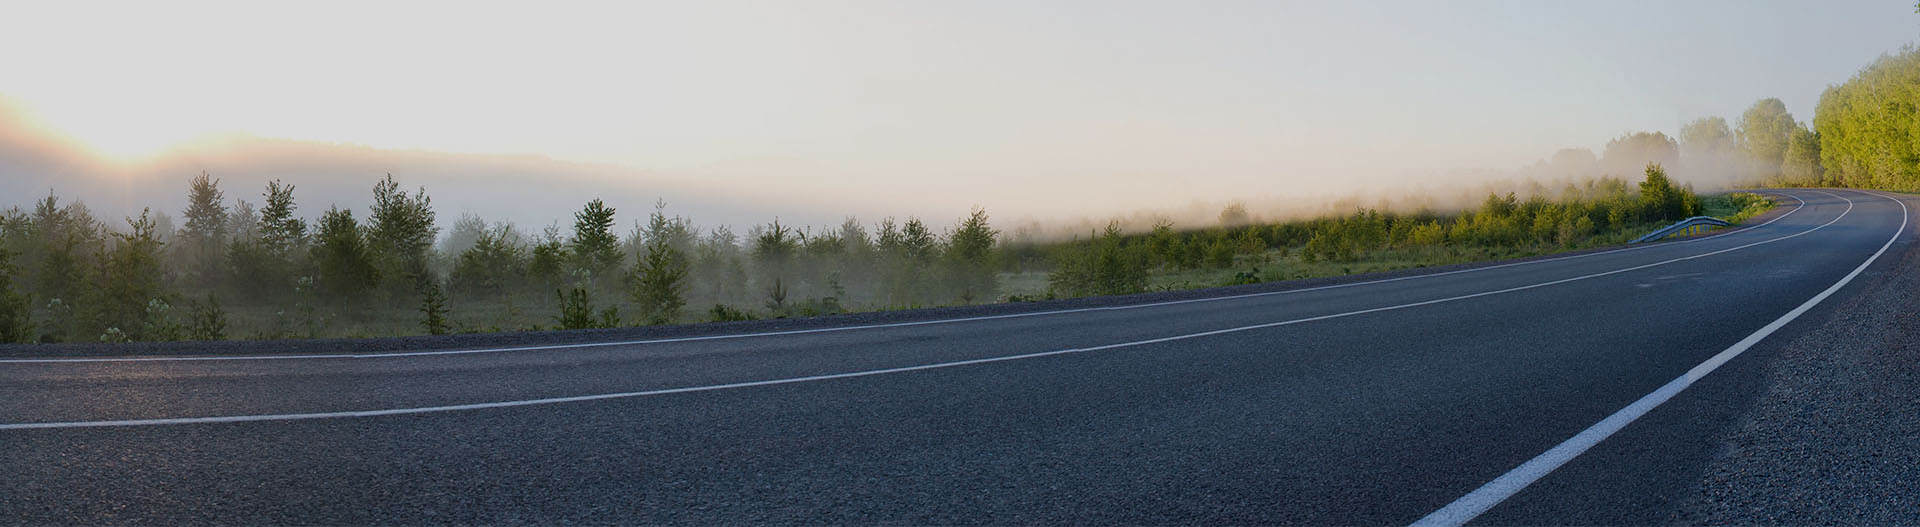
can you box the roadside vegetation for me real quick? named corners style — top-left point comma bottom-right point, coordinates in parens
top-left (0, 164), bottom-right (1742, 344)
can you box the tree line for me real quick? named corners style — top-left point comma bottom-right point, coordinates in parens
top-left (0, 174), bottom-right (1005, 343)
top-left (1813, 45), bottom-right (1920, 191)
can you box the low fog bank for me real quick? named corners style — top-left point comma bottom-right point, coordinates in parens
top-left (1003, 129), bottom-right (1775, 243)
top-left (1, 99), bottom-right (1792, 247)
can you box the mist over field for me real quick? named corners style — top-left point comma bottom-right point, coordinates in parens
top-left (0, 96), bottom-right (1793, 243)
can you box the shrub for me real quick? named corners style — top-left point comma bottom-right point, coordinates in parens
top-left (418, 281), bottom-right (449, 335)
top-left (555, 288), bottom-right (602, 330)
top-left (708, 304), bottom-right (757, 322)
top-left (186, 294), bottom-right (228, 341)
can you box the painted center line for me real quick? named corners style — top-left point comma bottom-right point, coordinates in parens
top-left (0, 191), bottom-right (1854, 430)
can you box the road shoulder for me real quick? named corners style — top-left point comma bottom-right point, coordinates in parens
top-left (1681, 206), bottom-right (1920, 524)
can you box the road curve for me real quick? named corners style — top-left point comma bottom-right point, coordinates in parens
top-left (2, 189), bottom-right (1911, 525)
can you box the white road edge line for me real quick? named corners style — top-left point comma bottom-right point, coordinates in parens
top-left (1409, 189), bottom-right (1909, 527)
top-left (0, 192), bottom-right (1812, 364)
top-left (0, 191), bottom-right (1851, 430)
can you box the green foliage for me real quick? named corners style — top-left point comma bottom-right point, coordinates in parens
top-left (30, 194), bottom-right (99, 304)
top-left (449, 224), bottom-right (528, 298)
top-left (312, 207), bottom-right (379, 300)
top-left (0, 247), bottom-right (33, 343)
top-left (570, 199), bottom-right (622, 278)
top-left (1704, 193), bottom-right (1776, 224)
top-left (1780, 124), bottom-right (1824, 186)
top-left (179, 172), bottom-right (229, 284)
top-left (753, 219), bottom-right (801, 308)
top-left (943, 208), bottom-right (999, 304)
top-left (554, 287), bottom-right (611, 330)
top-left (88, 209), bottom-right (171, 341)
top-left (1813, 46), bottom-right (1920, 191)
top-left (186, 294), bottom-right (227, 341)
top-left (418, 280), bottom-right (450, 335)
top-left (1206, 239), bottom-right (1236, 267)
top-left (1407, 220), bottom-right (1446, 246)
top-left (1047, 222), bottom-right (1148, 297)
top-left (630, 204), bottom-right (690, 325)
top-left (528, 234), bottom-right (566, 286)
top-left (259, 180), bottom-right (307, 253)
top-left (1679, 116), bottom-right (1736, 157)
top-left (708, 303), bottom-right (757, 322)
top-left (1601, 132), bottom-right (1678, 177)
top-left (1637, 164), bottom-right (1692, 222)
top-left (1737, 97), bottom-right (1797, 174)
top-left (367, 174), bottom-right (438, 289)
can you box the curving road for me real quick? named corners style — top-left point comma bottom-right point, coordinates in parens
top-left (1, 189), bottom-right (1911, 525)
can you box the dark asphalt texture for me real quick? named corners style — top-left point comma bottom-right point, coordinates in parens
top-left (1, 189), bottom-right (1912, 525)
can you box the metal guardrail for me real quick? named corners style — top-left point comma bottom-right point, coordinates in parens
top-left (1631, 216), bottom-right (1732, 243)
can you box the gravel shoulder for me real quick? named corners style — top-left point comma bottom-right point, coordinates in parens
top-left (1681, 198), bottom-right (1920, 525)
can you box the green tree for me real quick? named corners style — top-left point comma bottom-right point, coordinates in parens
top-left (367, 174), bottom-right (438, 290)
top-left (448, 224), bottom-right (527, 298)
top-left (1637, 164), bottom-right (1690, 222)
top-left (87, 209), bottom-right (170, 341)
top-left (259, 180), bottom-right (306, 254)
top-left (943, 208), bottom-right (999, 304)
top-left (1813, 47), bottom-right (1919, 190)
top-left (179, 172), bottom-right (229, 285)
top-left (629, 204), bottom-right (690, 325)
top-left (418, 279), bottom-right (450, 335)
top-left (1601, 132), bottom-right (1679, 178)
top-left (0, 247), bottom-right (33, 343)
top-left (28, 194), bottom-right (98, 306)
top-left (692, 226), bottom-right (746, 306)
top-left (752, 219), bottom-right (800, 310)
top-left (1781, 123), bottom-right (1824, 186)
top-left (229, 180), bottom-right (307, 297)
top-left (1679, 116), bottom-right (1735, 156)
top-left (1048, 222), bottom-right (1147, 297)
top-left (1737, 97), bottom-right (1796, 174)
top-left (312, 206), bottom-right (379, 301)
top-left (570, 199), bottom-right (621, 279)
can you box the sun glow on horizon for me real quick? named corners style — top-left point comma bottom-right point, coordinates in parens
top-left (15, 103), bottom-right (211, 162)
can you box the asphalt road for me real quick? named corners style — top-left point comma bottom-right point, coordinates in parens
top-left (1, 189), bottom-right (1911, 525)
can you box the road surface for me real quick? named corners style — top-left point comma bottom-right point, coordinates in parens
top-left (2, 189), bottom-right (1911, 525)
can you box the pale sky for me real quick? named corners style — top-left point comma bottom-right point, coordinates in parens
top-left (3, 0), bottom-right (1917, 220)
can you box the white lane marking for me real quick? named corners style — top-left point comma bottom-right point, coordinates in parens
top-left (0, 192), bottom-right (1814, 365)
top-left (0, 192), bottom-right (1850, 430)
top-left (1410, 189), bottom-right (1908, 527)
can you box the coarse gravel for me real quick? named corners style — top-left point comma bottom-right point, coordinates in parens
top-left (1682, 214), bottom-right (1920, 524)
